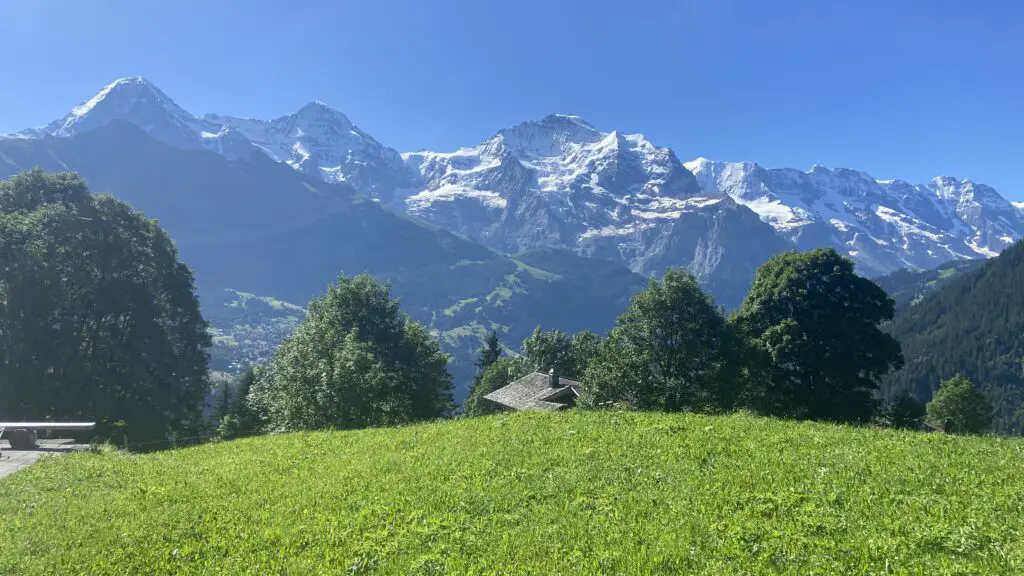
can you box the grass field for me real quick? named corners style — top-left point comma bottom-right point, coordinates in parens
top-left (3, 411), bottom-right (1023, 575)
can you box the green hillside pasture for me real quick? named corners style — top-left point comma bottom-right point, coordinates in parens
top-left (3, 411), bottom-right (1023, 575)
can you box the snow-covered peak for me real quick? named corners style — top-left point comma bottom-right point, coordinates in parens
top-left (686, 156), bottom-right (1024, 274)
top-left (406, 113), bottom-right (701, 203)
top-left (5, 77), bottom-right (414, 196)
top-left (489, 113), bottom-right (604, 158)
top-left (206, 101), bottom-right (416, 196)
top-left (16, 77), bottom-right (186, 135)
top-left (68, 77), bottom-right (167, 118)
top-left (6, 76), bottom-right (253, 159)
top-left (292, 101), bottom-right (355, 127)
top-left (398, 114), bottom-right (714, 262)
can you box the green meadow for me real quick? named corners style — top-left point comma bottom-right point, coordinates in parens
top-left (3, 411), bottom-right (1023, 575)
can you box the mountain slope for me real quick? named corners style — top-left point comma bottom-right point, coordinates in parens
top-left (0, 125), bottom-right (645, 398)
top-left (399, 114), bottom-right (788, 308)
top-left (0, 120), bottom-right (352, 247)
top-left (883, 240), bottom-right (1024, 433)
top-left (875, 259), bottom-right (983, 315)
top-left (686, 158), bottom-right (1024, 277)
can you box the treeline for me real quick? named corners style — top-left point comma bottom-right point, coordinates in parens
top-left (466, 251), bottom-right (910, 424)
top-left (0, 170), bottom-right (998, 449)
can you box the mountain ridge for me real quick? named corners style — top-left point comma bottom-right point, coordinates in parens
top-left (5, 76), bottom-right (1023, 290)
top-left (685, 157), bottom-right (1024, 276)
top-left (0, 121), bottom-right (646, 398)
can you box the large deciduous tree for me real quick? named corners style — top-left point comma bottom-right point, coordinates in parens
top-left (581, 269), bottom-right (736, 411)
top-left (251, 274), bottom-right (454, 431)
top-left (731, 248), bottom-right (903, 423)
top-left (926, 375), bottom-right (993, 434)
top-left (514, 326), bottom-right (600, 380)
top-left (0, 169), bottom-right (211, 443)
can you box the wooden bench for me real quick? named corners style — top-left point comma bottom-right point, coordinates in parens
top-left (0, 422), bottom-right (96, 450)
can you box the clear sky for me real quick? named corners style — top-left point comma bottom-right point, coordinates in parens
top-left (1, 0), bottom-right (1022, 197)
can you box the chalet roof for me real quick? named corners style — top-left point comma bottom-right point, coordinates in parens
top-left (483, 371), bottom-right (582, 412)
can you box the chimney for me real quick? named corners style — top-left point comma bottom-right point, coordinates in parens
top-left (549, 367), bottom-right (560, 388)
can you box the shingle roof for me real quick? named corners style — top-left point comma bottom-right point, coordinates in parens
top-left (483, 372), bottom-right (582, 412)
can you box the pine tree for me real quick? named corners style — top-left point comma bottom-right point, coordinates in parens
top-left (465, 330), bottom-right (504, 416)
top-left (213, 380), bottom-right (233, 424)
top-left (475, 330), bottom-right (502, 372)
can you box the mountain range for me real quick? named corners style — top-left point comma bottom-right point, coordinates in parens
top-left (7, 77), bottom-right (1020, 290)
top-left (0, 118), bottom-right (645, 400)
top-left (4, 76), bottom-right (1024, 396)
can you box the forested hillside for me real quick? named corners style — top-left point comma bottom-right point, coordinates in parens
top-left (883, 241), bottom-right (1024, 433)
top-left (875, 259), bottom-right (982, 315)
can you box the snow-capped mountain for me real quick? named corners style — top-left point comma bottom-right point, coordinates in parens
top-left (4, 77), bottom-right (415, 198)
top-left (6, 77), bottom-right (254, 159)
top-left (685, 158), bottom-right (1024, 276)
top-left (399, 114), bottom-right (788, 306)
top-left (401, 114), bottom-right (703, 247)
top-left (7, 76), bottom-right (1023, 299)
top-left (203, 104), bottom-right (417, 198)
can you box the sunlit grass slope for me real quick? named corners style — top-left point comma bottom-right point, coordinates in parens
top-left (3, 411), bottom-right (1023, 575)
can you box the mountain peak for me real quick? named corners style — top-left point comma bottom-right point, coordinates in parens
top-left (69, 76), bottom-right (169, 117)
top-left (293, 100), bottom-right (352, 125)
top-left (31, 75), bottom-right (199, 141)
top-left (492, 114), bottom-right (602, 157)
top-left (539, 113), bottom-right (594, 129)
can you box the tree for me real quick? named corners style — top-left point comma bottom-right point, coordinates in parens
top-left (880, 240), bottom-right (1024, 435)
top-left (516, 326), bottom-right (598, 380)
top-left (581, 269), bottom-right (735, 412)
top-left (886, 393), bottom-right (926, 429)
top-left (475, 330), bottom-right (502, 373)
top-left (0, 170), bottom-right (211, 444)
top-left (252, 274), bottom-right (454, 431)
top-left (463, 357), bottom-right (522, 417)
top-left (228, 367), bottom-right (264, 437)
top-left (215, 368), bottom-right (268, 440)
top-left (926, 375), bottom-right (993, 434)
top-left (464, 330), bottom-right (506, 416)
top-left (731, 249), bottom-right (903, 423)
top-left (213, 380), bottom-right (233, 424)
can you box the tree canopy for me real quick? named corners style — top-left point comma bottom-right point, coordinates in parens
top-left (731, 248), bottom-right (903, 423)
top-left (886, 393), bottom-right (926, 430)
top-left (926, 375), bottom-right (993, 434)
top-left (250, 274), bottom-right (454, 431)
top-left (463, 357), bottom-right (521, 417)
top-left (515, 326), bottom-right (597, 380)
top-left (0, 169), bottom-right (211, 443)
top-left (463, 331), bottom-right (511, 417)
top-left (581, 269), bottom-right (735, 411)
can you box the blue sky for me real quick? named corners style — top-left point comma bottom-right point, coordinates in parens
top-left (1, 0), bottom-right (1022, 197)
